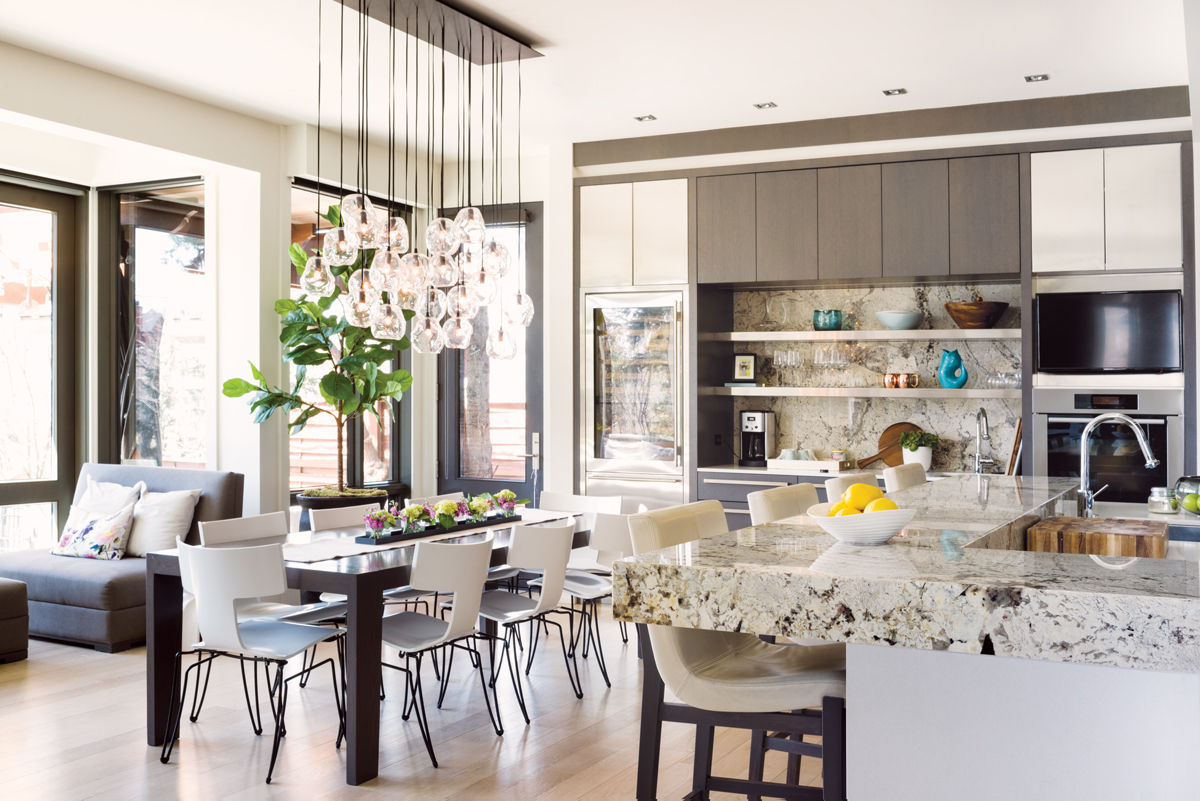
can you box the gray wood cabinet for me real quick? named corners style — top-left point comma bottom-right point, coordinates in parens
top-left (818, 165), bottom-right (882, 280)
top-left (949, 155), bottom-right (1020, 275)
top-left (697, 174), bottom-right (756, 283)
top-left (755, 170), bottom-right (818, 282)
top-left (882, 160), bottom-right (949, 277)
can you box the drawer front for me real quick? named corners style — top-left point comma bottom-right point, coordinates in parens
top-left (720, 501), bottom-right (753, 531)
top-left (699, 473), bottom-right (794, 503)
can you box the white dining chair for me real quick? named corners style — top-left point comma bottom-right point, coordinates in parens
top-left (883, 462), bottom-right (927, 493)
top-left (198, 511), bottom-right (290, 546)
top-left (824, 472), bottom-right (879, 504)
top-left (308, 502), bottom-right (381, 532)
top-left (379, 534), bottom-right (498, 768)
top-left (539, 492), bottom-right (622, 575)
top-left (406, 491), bottom-right (464, 507)
top-left (747, 483), bottom-right (820, 526)
top-left (628, 502), bottom-right (848, 800)
top-left (165, 539), bottom-right (347, 784)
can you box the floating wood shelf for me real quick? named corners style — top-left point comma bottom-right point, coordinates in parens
top-left (703, 386), bottom-right (1022, 399)
top-left (701, 329), bottom-right (1022, 342)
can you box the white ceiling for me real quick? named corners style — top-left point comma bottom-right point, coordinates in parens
top-left (0, 0), bottom-right (1188, 156)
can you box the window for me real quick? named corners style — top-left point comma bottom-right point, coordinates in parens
top-left (288, 182), bottom-right (411, 496)
top-left (116, 183), bottom-right (207, 468)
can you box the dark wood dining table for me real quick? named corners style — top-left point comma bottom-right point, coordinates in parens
top-left (145, 514), bottom-right (590, 785)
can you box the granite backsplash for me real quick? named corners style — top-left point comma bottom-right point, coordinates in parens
top-left (732, 282), bottom-right (1022, 473)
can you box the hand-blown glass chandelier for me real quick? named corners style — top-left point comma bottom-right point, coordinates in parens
top-left (301, 0), bottom-right (534, 361)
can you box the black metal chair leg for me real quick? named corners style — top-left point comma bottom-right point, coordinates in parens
top-left (239, 657), bottom-right (265, 735)
top-left (159, 651), bottom-right (185, 763)
top-left (188, 651), bottom-right (213, 722)
top-left (468, 638), bottom-right (503, 736)
top-left (544, 615), bottom-right (584, 699)
top-left (587, 600), bottom-right (612, 687)
top-left (409, 653), bottom-right (438, 768)
top-left (618, 619), bottom-right (629, 644)
top-left (298, 645), bottom-right (316, 688)
top-left (436, 644), bottom-right (456, 708)
top-left (264, 662), bottom-right (288, 784)
top-left (502, 626), bottom-right (530, 724)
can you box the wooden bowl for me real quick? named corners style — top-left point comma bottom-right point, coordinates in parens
top-left (944, 300), bottom-right (1009, 329)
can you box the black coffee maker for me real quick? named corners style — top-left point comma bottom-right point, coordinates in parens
top-left (739, 410), bottom-right (776, 467)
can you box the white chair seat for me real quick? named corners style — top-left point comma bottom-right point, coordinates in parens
top-left (384, 586), bottom-right (432, 603)
top-left (380, 610), bottom-right (451, 653)
top-left (235, 600), bottom-right (347, 625)
top-left (488, 565), bottom-right (521, 581)
top-left (196, 618), bottom-right (343, 661)
top-left (565, 548), bottom-right (610, 575)
top-left (477, 590), bottom-right (538, 625)
top-left (530, 572), bottom-right (612, 601)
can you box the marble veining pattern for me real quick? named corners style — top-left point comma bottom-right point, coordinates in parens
top-left (731, 283), bottom-right (1022, 472)
top-left (613, 476), bottom-right (1200, 673)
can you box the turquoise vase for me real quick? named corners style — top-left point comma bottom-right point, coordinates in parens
top-left (938, 348), bottom-right (968, 389)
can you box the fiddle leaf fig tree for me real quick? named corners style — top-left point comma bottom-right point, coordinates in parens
top-left (222, 205), bottom-right (414, 495)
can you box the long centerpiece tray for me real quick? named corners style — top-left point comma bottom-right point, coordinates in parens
top-left (354, 513), bottom-right (523, 545)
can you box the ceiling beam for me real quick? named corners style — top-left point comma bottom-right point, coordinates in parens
top-left (332, 0), bottom-right (542, 65)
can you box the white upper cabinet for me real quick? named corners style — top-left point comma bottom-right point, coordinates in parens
top-left (633, 179), bottom-right (689, 285)
top-left (580, 179), bottom-right (689, 287)
top-left (580, 182), bottom-right (633, 287)
top-left (1032, 143), bottom-right (1182, 273)
top-left (1104, 143), bottom-right (1182, 271)
top-left (1031, 149), bottom-right (1105, 272)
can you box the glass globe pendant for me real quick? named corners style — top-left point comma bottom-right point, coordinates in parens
top-left (339, 193), bottom-right (375, 222)
top-left (343, 291), bottom-right (375, 327)
top-left (347, 207), bottom-right (384, 248)
top-left (425, 217), bottom-right (461, 256)
top-left (370, 302), bottom-right (406, 341)
top-left (385, 216), bottom-right (410, 253)
top-left (392, 287), bottom-right (420, 311)
top-left (418, 286), bottom-right (448, 321)
top-left (481, 239), bottom-right (511, 277)
top-left (299, 256), bottom-right (336, 297)
top-left (410, 316), bottom-right (445, 354)
top-left (346, 267), bottom-right (381, 305)
top-left (486, 328), bottom-right (518, 360)
top-left (446, 284), bottom-right (480, 319)
top-left (442, 315), bottom-right (474, 349)
top-left (458, 242), bottom-right (483, 276)
top-left (452, 207), bottom-right (487, 246)
top-left (369, 250), bottom-right (405, 292)
top-left (468, 269), bottom-right (499, 305)
top-left (323, 227), bottom-right (359, 266)
top-left (429, 253), bottom-right (459, 287)
top-left (504, 292), bottom-right (536, 327)
top-left (399, 253), bottom-right (433, 288)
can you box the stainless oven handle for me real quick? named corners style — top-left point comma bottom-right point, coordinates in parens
top-left (1046, 417), bottom-right (1166, 425)
top-left (703, 479), bottom-right (789, 487)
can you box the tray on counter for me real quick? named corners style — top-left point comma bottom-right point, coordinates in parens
top-left (354, 513), bottom-right (523, 545)
top-left (765, 458), bottom-right (854, 473)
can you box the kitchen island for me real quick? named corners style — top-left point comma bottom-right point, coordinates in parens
top-left (614, 475), bottom-right (1200, 800)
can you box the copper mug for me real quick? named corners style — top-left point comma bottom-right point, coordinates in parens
top-left (882, 373), bottom-right (897, 388)
top-left (898, 373), bottom-right (919, 388)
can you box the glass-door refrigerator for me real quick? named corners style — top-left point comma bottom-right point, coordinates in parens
top-left (582, 292), bottom-right (684, 510)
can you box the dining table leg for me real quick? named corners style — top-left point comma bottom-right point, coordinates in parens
top-left (346, 581), bottom-right (384, 785)
top-left (146, 561), bottom-right (182, 747)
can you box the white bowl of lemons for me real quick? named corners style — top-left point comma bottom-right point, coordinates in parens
top-left (807, 482), bottom-right (916, 545)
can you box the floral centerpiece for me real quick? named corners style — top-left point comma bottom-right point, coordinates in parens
top-left (363, 507), bottom-right (396, 538)
top-left (493, 489), bottom-right (527, 517)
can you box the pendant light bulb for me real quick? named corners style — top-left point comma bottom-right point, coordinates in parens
top-left (446, 284), bottom-right (480, 319)
top-left (299, 256), bottom-right (336, 297)
top-left (425, 217), bottom-right (461, 256)
top-left (481, 239), bottom-right (511, 277)
top-left (452, 207), bottom-right (487, 246)
top-left (486, 328), bottom-right (517, 360)
top-left (323, 227), bottom-right (359, 267)
top-left (504, 292), bottom-right (536, 327)
top-left (469, 270), bottom-right (499, 305)
top-left (370, 302), bottom-right (405, 341)
top-left (369, 250), bottom-right (405, 292)
top-left (411, 316), bottom-right (446, 354)
top-left (347, 268), bottom-right (381, 305)
top-left (343, 290), bottom-right (375, 328)
top-left (442, 316), bottom-right (474, 349)
top-left (419, 286), bottom-right (448, 321)
top-left (340, 193), bottom-right (375, 222)
top-left (386, 216), bottom-right (410, 253)
top-left (429, 253), bottom-right (459, 287)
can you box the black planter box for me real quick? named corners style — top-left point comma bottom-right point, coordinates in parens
top-left (354, 514), bottom-right (522, 545)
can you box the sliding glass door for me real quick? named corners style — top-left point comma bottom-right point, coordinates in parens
top-left (0, 181), bottom-right (79, 552)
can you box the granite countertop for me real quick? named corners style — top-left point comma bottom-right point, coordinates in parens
top-left (698, 463), bottom-right (975, 479)
top-left (614, 475), bottom-right (1200, 673)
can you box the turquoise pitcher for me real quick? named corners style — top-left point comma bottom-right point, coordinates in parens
top-left (938, 349), bottom-right (967, 389)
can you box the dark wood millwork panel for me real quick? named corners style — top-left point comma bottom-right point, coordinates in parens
top-left (1183, 143), bottom-right (1197, 475)
top-left (1019, 153), bottom-right (1035, 476)
top-left (697, 174), bottom-right (756, 284)
top-left (949, 155), bottom-right (1021, 275)
top-left (694, 285), bottom-right (735, 496)
top-left (818, 165), bottom-right (882, 280)
top-left (755, 170), bottom-right (818, 282)
top-left (882, 160), bottom-right (949, 277)
top-left (576, 86), bottom-right (1189, 167)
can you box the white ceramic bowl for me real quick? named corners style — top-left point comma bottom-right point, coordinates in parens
top-left (806, 502), bottom-right (917, 546)
top-left (874, 310), bottom-right (922, 330)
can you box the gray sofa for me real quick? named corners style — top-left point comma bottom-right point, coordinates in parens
top-left (0, 463), bottom-right (243, 653)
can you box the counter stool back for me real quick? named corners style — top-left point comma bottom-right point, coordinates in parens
top-left (628, 501), bottom-right (847, 801)
top-left (747, 484), bottom-right (820, 526)
top-left (883, 463), bottom-right (927, 493)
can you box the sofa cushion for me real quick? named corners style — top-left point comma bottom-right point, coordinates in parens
top-left (51, 503), bottom-right (136, 560)
top-left (0, 577), bottom-right (27, 618)
top-left (0, 549), bottom-right (146, 611)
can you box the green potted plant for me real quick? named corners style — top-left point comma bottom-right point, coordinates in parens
top-left (899, 430), bottom-right (938, 471)
top-left (222, 204), bottom-right (414, 518)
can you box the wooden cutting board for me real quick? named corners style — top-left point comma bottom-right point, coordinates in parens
top-left (1027, 517), bottom-right (1169, 559)
top-left (857, 422), bottom-right (922, 469)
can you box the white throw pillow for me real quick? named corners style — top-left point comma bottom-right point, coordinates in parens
top-left (81, 476), bottom-right (146, 514)
top-left (126, 489), bottom-right (202, 558)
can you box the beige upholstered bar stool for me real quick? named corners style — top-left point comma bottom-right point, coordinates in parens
top-left (824, 472), bottom-right (879, 504)
top-left (883, 462), bottom-right (927, 493)
top-left (747, 483), bottom-right (820, 526)
top-left (628, 500), bottom-right (847, 800)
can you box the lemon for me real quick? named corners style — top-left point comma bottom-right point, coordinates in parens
top-left (841, 482), bottom-right (884, 511)
top-left (827, 501), bottom-right (854, 517)
top-left (864, 497), bottom-right (899, 513)
top-left (834, 506), bottom-right (862, 516)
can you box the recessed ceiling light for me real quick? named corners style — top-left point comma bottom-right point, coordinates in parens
top-left (753, 101), bottom-right (777, 110)
top-left (882, 88), bottom-right (907, 96)
top-left (1025, 74), bottom-right (1050, 83)
top-left (634, 114), bottom-right (657, 122)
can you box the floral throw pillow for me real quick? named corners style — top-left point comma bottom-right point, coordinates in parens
top-left (51, 503), bottom-right (136, 561)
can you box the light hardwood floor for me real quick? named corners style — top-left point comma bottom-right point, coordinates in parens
top-left (0, 602), bottom-right (823, 800)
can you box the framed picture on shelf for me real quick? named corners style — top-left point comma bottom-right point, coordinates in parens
top-left (732, 353), bottom-right (757, 383)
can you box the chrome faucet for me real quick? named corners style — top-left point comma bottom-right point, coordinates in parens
top-left (1079, 413), bottom-right (1159, 517)
top-left (973, 408), bottom-right (995, 474)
